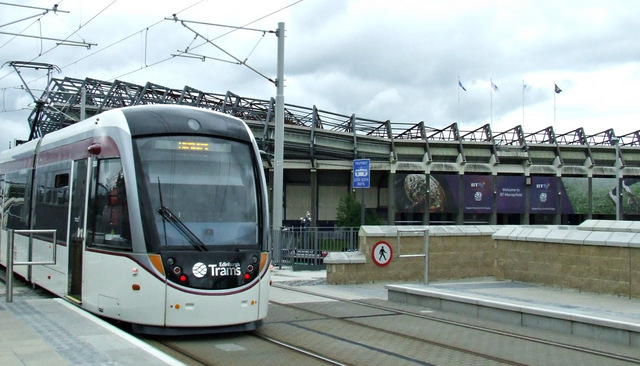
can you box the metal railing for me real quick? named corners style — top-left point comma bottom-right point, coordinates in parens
top-left (272, 227), bottom-right (359, 269)
top-left (395, 227), bottom-right (429, 284)
top-left (5, 229), bottom-right (57, 303)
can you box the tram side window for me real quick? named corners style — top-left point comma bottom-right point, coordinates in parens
top-left (88, 159), bottom-right (132, 251)
top-left (34, 165), bottom-right (70, 243)
top-left (4, 170), bottom-right (32, 230)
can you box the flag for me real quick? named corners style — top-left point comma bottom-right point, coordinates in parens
top-left (491, 81), bottom-right (499, 91)
top-left (555, 84), bottom-right (562, 94)
top-left (458, 80), bottom-right (467, 91)
top-left (523, 83), bottom-right (529, 91)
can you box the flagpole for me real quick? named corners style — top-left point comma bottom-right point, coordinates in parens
top-left (490, 78), bottom-right (493, 128)
top-left (553, 81), bottom-right (556, 130)
top-left (522, 80), bottom-right (525, 128)
top-left (457, 76), bottom-right (460, 122)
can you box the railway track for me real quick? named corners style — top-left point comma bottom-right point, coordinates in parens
top-left (143, 331), bottom-right (347, 366)
top-left (269, 283), bottom-right (640, 365)
top-left (4, 270), bottom-right (640, 365)
top-left (143, 282), bottom-right (640, 365)
top-left (148, 332), bottom-right (351, 366)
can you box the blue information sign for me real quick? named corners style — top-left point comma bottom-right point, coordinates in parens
top-left (353, 159), bottom-right (370, 188)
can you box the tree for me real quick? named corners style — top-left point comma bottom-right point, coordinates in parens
top-left (336, 193), bottom-right (383, 227)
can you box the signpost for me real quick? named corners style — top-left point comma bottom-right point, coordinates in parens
top-left (353, 159), bottom-right (370, 188)
top-left (353, 159), bottom-right (370, 225)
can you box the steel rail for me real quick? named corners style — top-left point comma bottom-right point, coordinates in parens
top-left (272, 283), bottom-right (640, 365)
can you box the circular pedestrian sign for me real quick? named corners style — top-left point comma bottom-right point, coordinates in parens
top-left (372, 241), bottom-right (392, 266)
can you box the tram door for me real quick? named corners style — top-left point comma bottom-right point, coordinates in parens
top-left (68, 159), bottom-right (89, 302)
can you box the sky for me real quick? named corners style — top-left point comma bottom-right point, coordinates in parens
top-left (1, 0), bottom-right (639, 151)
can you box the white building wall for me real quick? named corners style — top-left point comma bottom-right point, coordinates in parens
top-left (318, 185), bottom-right (349, 220)
top-left (286, 184), bottom-right (310, 221)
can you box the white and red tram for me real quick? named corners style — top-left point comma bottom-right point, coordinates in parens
top-left (0, 105), bottom-right (271, 335)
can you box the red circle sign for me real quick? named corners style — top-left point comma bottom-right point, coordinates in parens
top-left (372, 241), bottom-right (392, 266)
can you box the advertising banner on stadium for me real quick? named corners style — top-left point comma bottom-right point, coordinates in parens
top-left (463, 175), bottom-right (493, 213)
top-left (496, 176), bottom-right (525, 213)
top-left (591, 177), bottom-right (616, 215)
top-left (395, 173), bottom-right (459, 213)
top-left (561, 177), bottom-right (589, 214)
top-left (530, 176), bottom-right (557, 214)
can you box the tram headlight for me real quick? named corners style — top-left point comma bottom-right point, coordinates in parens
top-left (179, 274), bottom-right (188, 283)
top-left (173, 266), bottom-right (182, 275)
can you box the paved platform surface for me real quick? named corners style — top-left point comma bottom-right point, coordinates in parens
top-left (3, 268), bottom-right (640, 365)
top-left (273, 268), bottom-right (640, 347)
top-left (387, 278), bottom-right (640, 346)
top-left (0, 283), bottom-right (187, 366)
top-left (388, 278), bottom-right (640, 326)
top-left (0, 268), bottom-right (337, 366)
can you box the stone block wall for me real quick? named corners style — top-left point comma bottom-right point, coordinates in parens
top-left (428, 234), bottom-right (495, 280)
top-left (326, 226), bottom-right (498, 285)
top-left (494, 225), bottom-right (640, 298)
top-left (326, 221), bottom-right (640, 298)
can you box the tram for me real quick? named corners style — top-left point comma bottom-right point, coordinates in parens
top-left (0, 105), bottom-right (272, 335)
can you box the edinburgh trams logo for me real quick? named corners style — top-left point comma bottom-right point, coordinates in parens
top-left (192, 262), bottom-right (241, 278)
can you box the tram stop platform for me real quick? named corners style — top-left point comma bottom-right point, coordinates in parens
top-left (0, 280), bottom-right (187, 366)
top-left (270, 267), bottom-right (640, 347)
top-left (272, 267), bottom-right (640, 347)
top-left (386, 278), bottom-right (640, 347)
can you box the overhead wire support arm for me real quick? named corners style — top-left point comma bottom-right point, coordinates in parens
top-left (0, 12), bottom-right (49, 29)
top-left (0, 2), bottom-right (69, 13)
top-left (171, 50), bottom-right (240, 64)
top-left (0, 31), bottom-right (97, 49)
top-left (3, 61), bottom-right (61, 141)
top-left (169, 17), bottom-right (277, 35)
top-left (168, 16), bottom-right (276, 84)
top-left (0, 3), bottom-right (69, 29)
top-left (4, 61), bottom-right (60, 101)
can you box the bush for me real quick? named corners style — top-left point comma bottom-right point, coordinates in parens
top-left (336, 193), bottom-right (382, 227)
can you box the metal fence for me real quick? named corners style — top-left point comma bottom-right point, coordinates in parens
top-left (272, 227), bottom-right (359, 270)
top-left (5, 229), bottom-right (57, 303)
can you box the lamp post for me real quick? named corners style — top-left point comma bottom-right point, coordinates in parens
top-left (273, 22), bottom-right (285, 232)
top-left (613, 138), bottom-right (621, 221)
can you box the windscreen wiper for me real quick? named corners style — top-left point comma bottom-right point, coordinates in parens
top-left (157, 177), bottom-right (208, 251)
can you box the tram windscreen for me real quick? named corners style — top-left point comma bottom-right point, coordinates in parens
top-left (135, 136), bottom-right (259, 248)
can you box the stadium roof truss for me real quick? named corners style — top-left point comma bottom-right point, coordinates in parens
top-left (22, 76), bottom-right (640, 172)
